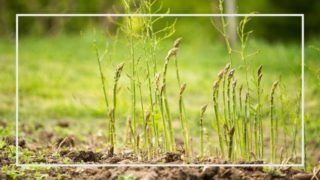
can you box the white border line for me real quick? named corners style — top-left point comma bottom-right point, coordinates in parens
top-left (17, 13), bottom-right (303, 17)
top-left (17, 163), bottom-right (304, 168)
top-left (16, 13), bottom-right (304, 168)
top-left (301, 14), bottom-right (305, 166)
top-left (16, 14), bottom-right (19, 166)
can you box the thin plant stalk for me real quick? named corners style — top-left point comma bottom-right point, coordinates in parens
top-left (213, 79), bottom-right (225, 158)
top-left (291, 92), bottom-right (301, 157)
top-left (137, 73), bottom-right (145, 124)
top-left (244, 92), bottom-right (250, 159)
top-left (270, 80), bottom-right (279, 163)
top-left (128, 17), bottom-right (137, 136)
top-left (228, 126), bottom-right (235, 161)
top-left (146, 61), bottom-right (159, 150)
top-left (239, 85), bottom-right (246, 157)
top-left (110, 63), bottom-right (125, 153)
top-left (222, 64), bottom-right (230, 130)
top-left (161, 48), bottom-right (178, 151)
top-left (93, 42), bottom-right (109, 110)
top-left (218, 0), bottom-right (233, 65)
top-left (179, 83), bottom-right (189, 156)
top-left (144, 112), bottom-right (151, 160)
top-left (231, 79), bottom-right (239, 156)
top-left (253, 112), bottom-right (258, 157)
top-left (128, 117), bottom-right (137, 153)
top-left (257, 65), bottom-right (263, 158)
top-left (200, 104), bottom-right (208, 160)
top-left (237, 16), bottom-right (252, 89)
top-left (173, 37), bottom-right (183, 86)
top-left (227, 69), bottom-right (235, 127)
top-left (159, 84), bottom-right (169, 151)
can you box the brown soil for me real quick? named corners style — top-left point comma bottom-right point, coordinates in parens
top-left (60, 150), bottom-right (103, 162)
top-left (1, 134), bottom-right (319, 179)
top-left (1, 120), bottom-right (318, 179)
top-left (1, 165), bottom-right (319, 180)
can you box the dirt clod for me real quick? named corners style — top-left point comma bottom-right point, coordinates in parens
top-left (292, 173), bottom-right (313, 180)
top-left (72, 151), bottom-right (102, 162)
top-left (3, 136), bottom-right (26, 148)
top-left (200, 167), bottom-right (219, 179)
top-left (108, 156), bottom-right (122, 163)
top-left (164, 152), bottom-right (181, 163)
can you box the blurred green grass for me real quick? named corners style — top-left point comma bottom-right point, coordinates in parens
top-left (14, 31), bottom-right (303, 120)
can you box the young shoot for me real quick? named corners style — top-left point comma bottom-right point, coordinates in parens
top-left (200, 104), bottom-right (208, 160)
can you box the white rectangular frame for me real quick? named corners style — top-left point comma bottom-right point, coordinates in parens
top-left (15, 13), bottom-right (304, 168)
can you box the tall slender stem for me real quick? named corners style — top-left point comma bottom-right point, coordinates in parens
top-left (213, 80), bottom-right (225, 158)
top-left (270, 81), bottom-right (279, 163)
top-left (179, 83), bottom-right (189, 157)
top-left (93, 42), bottom-right (109, 109)
top-left (110, 63), bottom-right (124, 153)
top-left (128, 18), bottom-right (137, 135)
top-left (257, 65), bottom-right (263, 158)
top-left (199, 104), bottom-right (208, 160)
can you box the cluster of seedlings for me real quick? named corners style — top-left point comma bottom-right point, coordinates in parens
top-left (210, 63), bottom-right (282, 162)
top-left (91, 0), bottom-right (301, 164)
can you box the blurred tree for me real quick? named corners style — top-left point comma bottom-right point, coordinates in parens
top-left (225, 0), bottom-right (237, 46)
top-left (0, 0), bottom-right (319, 41)
top-left (0, 0), bottom-right (118, 36)
top-left (268, 0), bottom-right (320, 39)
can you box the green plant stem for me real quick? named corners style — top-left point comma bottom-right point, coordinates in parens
top-left (128, 17), bottom-right (137, 136)
top-left (128, 118), bottom-right (137, 153)
top-left (179, 84), bottom-right (189, 157)
top-left (239, 85), bottom-right (246, 158)
top-left (174, 56), bottom-right (181, 86)
top-left (144, 112), bottom-right (151, 160)
top-left (232, 80), bottom-right (239, 156)
top-left (213, 84), bottom-right (225, 158)
top-left (199, 105), bottom-right (207, 160)
top-left (137, 75), bottom-right (145, 124)
top-left (228, 127), bottom-right (235, 161)
top-left (238, 16), bottom-right (251, 90)
top-left (161, 55), bottom-right (176, 151)
top-left (219, 0), bottom-right (233, 65)
top-left (108, 109), bottom-right (115, 155)
top-left (222, 72), bottom-right (228, 130)
top-left (110, 63), bottom-right (124, 152)
top-left (158, 86), bottom-right (169, 151)
top-left (254, 115), bottom-right (258, 158)
top-left (163, 91), bottom-right (175, 151)
top-left (227, 80), bottom-right (231, 126)
top-left (244, 92), bottom-right (249, 159)
top-left (257, 75), bottom-right (263, 159)
top-left (93, 42), bottom-right (109, 109)
top-left (291, 92), bottom-right (301, 157)
top-left (270, 81), bottom-right (279, 163)
top-left (146, 61), bottom-right (159, 151)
